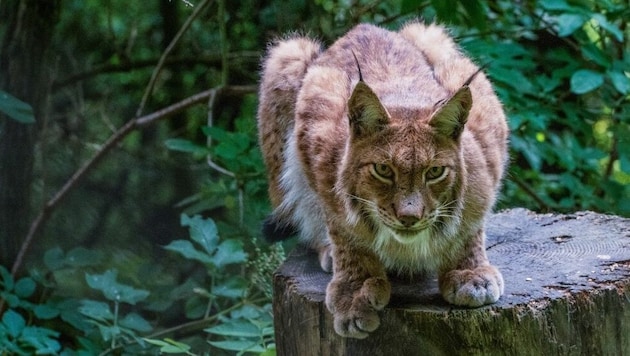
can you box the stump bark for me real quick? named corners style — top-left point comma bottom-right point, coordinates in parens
top-left (272, 209), bottom-right (630, 355)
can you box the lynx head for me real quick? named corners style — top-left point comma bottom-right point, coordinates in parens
top-left (341, 74), bottom-right (472, 245)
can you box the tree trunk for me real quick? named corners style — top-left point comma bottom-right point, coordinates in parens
top-left (273, 209), bottom-right (630, 355)
top-left (0, 0), bottom-right (60, 266)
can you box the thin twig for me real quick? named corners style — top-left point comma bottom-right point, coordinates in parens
top-left (9, 84), bottom-right (256, 278)
top-left (136, 0), bottom-right (213, 117)
top-left (53, 52), bottom-right (260, 89)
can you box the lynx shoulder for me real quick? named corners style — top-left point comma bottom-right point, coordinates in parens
top-left (258, 22), bottom-right (508, 339)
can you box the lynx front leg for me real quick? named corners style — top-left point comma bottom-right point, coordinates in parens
top-left (325, 239), bottom-right (391, 339)
top-left (438, 229), bottom-right (504, 307)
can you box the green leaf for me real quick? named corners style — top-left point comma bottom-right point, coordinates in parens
top-left (164, 138), bottom-right (209, 155)
top-left (211, 239), bottom-right (248, 268)
top-left (0, 90), bottom-right (35, 124)
top-left (65, 247), bottom-right (104, 267)
top-left (20, 326), bottom-right (61, 354)
top-left (0, 265), bottom-right (14, 291)
top-left (205, 320), bottom-right (261, 338)
top-left (608, 71), bottom-right (630, 95)
top-left (43, 247), bottom-right (65, 270)
top-left (208, 339), bottom-right (265, 353)
top-left (145, 338), bottom-right (192, 354)
top-left (119, 312), bottom-right (152, 332)
top-left (85, 270), bottom-right (150, 305)
top-left (181, 214), bottom-right (219, 254)
top-left (553, 13), bottom-right (585, 36)
top-left (213, 277), bottom-right (247, 298)
top-left (33, 304), bottom-right (60, 320)
top-left (2, 309), bottom-right (25, 337)
top-left (164, 240), bottom-right (213, 264)
top-left (79, 300), bottom-right (114, 321)
top-left (570, 69), bottom-right (604, 94)
top-left (14, 277), bottom-right (36, 298)
top-left (591, 14), bottom-right (623, 42)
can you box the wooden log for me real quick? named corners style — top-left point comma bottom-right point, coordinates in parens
top-left (272, 209), bottom-right (630, 355)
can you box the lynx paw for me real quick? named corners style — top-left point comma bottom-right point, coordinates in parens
top-left (325, 277), bottom-right (391, 339)
top-left (439, 265), bottom-right (504, 307)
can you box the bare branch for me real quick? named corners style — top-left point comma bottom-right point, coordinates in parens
top-left (136, 0), bottom-right (213, 117)
top-left (10, 84), bottom-right (257, 277)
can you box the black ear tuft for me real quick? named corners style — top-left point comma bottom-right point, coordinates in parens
top-left (262, 215), bottom-right (298, 242)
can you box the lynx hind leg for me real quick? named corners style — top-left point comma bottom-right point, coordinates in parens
top-left (258, 36), bottom-right (322, 208)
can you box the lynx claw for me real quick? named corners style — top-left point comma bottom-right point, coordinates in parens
top-left (326, 276), bottom-right (391, 339)
top-left (439, 265), bottom-right (504, 307)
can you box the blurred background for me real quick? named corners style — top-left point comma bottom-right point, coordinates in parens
top-left (0, 0), bottom-right (628, 354)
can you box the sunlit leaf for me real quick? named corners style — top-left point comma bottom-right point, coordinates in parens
top-left (553, 14), bottom-right (585, 37)
top-left (570, 69), bottom-right (604, 94)
top-left (608, 71), bottom-right (630, 95)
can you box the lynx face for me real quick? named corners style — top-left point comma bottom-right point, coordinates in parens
top-left (347, 122), bottom-right (462, 245)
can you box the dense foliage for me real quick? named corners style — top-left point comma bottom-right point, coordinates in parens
top-left (0, 0), bottom-right (628, 354)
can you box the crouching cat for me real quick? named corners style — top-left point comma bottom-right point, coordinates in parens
top-left (257, 22), bottom-right (508, 339)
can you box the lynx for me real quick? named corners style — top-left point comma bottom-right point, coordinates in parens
top-left (257, 22), bottom-right (508, 339)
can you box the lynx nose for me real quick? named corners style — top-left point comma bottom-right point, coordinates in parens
top-left (395, 195), bottom-right (423, 228)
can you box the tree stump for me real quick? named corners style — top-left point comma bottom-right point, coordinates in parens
top-left (272, 209), bottom-right (630, 355)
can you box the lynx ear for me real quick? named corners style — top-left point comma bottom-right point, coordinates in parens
top-left (429, 86), bottom-right (472, 139)
top-left (348, 80), bottom-right (389, 137)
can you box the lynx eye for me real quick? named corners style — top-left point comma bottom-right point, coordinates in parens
top-left (370, 163), bottom-right (395, 182)
top-left (425, 166), bottom-right (448, 181)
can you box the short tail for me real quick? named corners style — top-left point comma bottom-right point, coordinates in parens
top-left (261, 214), bottom-right (298, 243)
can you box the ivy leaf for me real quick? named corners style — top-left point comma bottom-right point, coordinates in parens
top-left (0, 90), bottom-right (35, 124)
top-left (570, 69), bottom-right (604, 94)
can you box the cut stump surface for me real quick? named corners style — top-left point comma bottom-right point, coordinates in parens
top-left (273, 209), bottom-right (630, 355)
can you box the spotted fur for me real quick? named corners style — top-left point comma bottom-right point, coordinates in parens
top-left (258, 22), bottom-right (508, 338)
